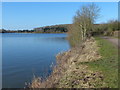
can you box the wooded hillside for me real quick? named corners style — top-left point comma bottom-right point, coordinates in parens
top-left (34, 24), bottom-right (71, 33)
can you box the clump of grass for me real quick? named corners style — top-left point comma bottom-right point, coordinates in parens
top-left (83, 37), bottom-right (118, 88)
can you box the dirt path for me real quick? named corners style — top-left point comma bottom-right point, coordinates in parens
top-left (101, 36), bottom-right (120, 48)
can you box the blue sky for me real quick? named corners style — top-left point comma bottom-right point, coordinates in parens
top-left (2, 2), bottom-right (118, 30)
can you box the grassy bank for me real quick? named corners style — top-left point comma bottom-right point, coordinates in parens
top-left (83, 37), bottom-right (118, 88)
top-left (29, 38), bottom-right (104, 88)
top-left (29, 37), bottom-right (118, 88)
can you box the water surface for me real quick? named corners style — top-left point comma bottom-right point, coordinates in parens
top-left (2, 33), bottom-right (70, 88)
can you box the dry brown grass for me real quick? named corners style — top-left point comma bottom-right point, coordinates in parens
top-left (28, 37), bottom-right (105, 88)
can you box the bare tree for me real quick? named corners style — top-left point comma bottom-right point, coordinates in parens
top-left (72, 3), bottom-right (100, 41)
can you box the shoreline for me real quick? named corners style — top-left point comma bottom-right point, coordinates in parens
top-left (29, 37), bottom-right (105, 88)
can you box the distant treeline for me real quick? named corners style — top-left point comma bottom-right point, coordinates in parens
top-left (0, 21), bottom-right (119, 35)
top-left (34, 24), bottom-right (70, 33)
top-left (0, 24), bottom-right (70, 33)
top-left (0, 29), bottom-right (34, 33)
top-left (92, 20), bottom-right (120, 36)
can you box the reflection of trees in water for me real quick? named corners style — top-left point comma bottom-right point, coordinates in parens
top-left (34, 37), bottom-right (68, 43)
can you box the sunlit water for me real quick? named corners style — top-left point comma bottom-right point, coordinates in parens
top-left (2, 33), bottom-right (70, 88)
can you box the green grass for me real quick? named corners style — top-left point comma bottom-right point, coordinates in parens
top-left (83, 37), bottom-right (118, 88)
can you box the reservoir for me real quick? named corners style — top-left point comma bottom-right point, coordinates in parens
top-left (2, 33), bottom-right (70, 88)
